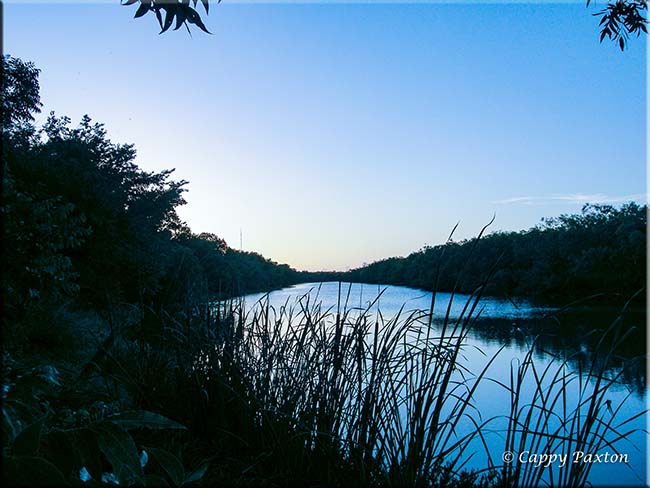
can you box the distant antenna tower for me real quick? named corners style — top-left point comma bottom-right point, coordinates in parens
top-left (239, 228), bottom-right (243, 251)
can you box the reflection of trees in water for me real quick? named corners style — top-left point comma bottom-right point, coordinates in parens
top-left (462, 307), bottom-right (647, 396)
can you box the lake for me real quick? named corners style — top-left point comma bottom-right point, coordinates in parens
top-left (242, 282), bottom-right (647, 487)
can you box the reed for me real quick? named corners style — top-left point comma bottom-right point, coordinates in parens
top-left (187, 281), bottom-right (645, 486)
top-left (497, 289), bottom-right (647, 488)
top-left (5, 280), bottom-right (642, 486)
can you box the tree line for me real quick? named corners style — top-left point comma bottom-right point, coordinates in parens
top-left (344, 203), bottom-right (646, 304)
top-left (2, 54), bottom-right (645, 336)
top-left (2, 55), bottom-right (301, 337)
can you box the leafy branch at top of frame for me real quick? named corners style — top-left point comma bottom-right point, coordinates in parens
top-left (123, 0), bottom-right (648, 51)
top-left (123, 0), bottom-right (218, 35)
top-left (587, 0), bottom-right (648, 50)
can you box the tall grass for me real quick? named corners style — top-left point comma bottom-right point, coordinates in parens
top-left (174, 277), bottom-right (644, 487)
top-left (497, 289), bottom-right (647, 488)
top-left (4, 279), bottom-right (643, 486)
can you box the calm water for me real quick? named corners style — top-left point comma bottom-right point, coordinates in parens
top-left (244, 282), bottom-right (648, 486)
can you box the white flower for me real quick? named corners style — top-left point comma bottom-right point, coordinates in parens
top-left (140, 450), bottom-right (149, 468)
top-left (79, 467), bottom-right (92, 482)
top-left (101, 472), bottom-right (120, 485)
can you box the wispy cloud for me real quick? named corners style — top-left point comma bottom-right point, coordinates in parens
top-left (493, 193), bottom-right (646, 205)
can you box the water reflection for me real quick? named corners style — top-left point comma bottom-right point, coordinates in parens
top-left (240, 282), bottom-right (647, 486)
top-left (464, 310), bottom-right (647, 397)
top-left (245, 281), bottom-right (646, 393)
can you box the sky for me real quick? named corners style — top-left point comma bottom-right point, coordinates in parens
top-left (4, 1), bottom-right (646, 271)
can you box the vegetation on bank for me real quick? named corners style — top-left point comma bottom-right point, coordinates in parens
top-left (0, 54), bottom-right (303, 485)
top-left (2, 55), bottom-right (301, 335)
top-left (4, 50), bottom-right (641, 319)
top-left (343, 203), bottom-right (646, 305)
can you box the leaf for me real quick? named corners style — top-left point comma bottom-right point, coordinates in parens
top-left (140, 449), bottom-right (149, 467)
top-left (600, 29), bottom-right (608, 42)
top-left (155, 8), bottom-right (163, 29)
top-left (134, 3), bottom-right (150, 18)
top-left (161, 6), bottom-right (176, 33)
top-left (68, 428), bottom-right (104, 481)
top-left (3, 455), bottom-right (68, 486)
top-left (619, 36), bottom-right (625, 50)
top-left (12, 370), bottom-right (58, 398)
top-left (41, 429), bottom-right (77, 476)
top-left (122, 0), bottom-right (140, 5)
top-left (3, 406), bottom-right (23, 444)
top-left (93, 422), bottom-right (144, 485)
top-left (174, 7), bottom-right (188, 31)
top-left (201, 0), bottom-right (209, 14)
top-left (184, 463), bottom-right (209, 485)
top-left (146, 474), bottom-right (170, 486)
top-left (186, 8), bottom-right (211, 34)
top-left (36, 365), bottom-right (61, 386)
top-left (12, 418), bottom-right (43, 456)
top-left (146, 447), bottom-right (185, 487)
top-left (105, 410), bottom-right (187, 430)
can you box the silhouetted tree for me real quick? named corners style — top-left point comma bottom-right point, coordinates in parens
top-left (2, 53), bottom-right (301, 335)
top-left (346, 203), bottom-right (646, 305)
top-left (2, 56), bottom-right (91, 324)
top-left (1, 56), bottom-right (41, 136)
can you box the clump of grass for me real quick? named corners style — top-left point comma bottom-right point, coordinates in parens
top-left (183, 272), bottom-right (644, 486)
top-left (189, 276), bottom-right (500, 485)
top-left (497, 290), bottom-right (647, 488)
top-left (4, 279), bottom-right (643, 486)
top-left (7, 239), bottom-right (641, 487)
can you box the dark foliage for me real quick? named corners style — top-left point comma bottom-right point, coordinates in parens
top-left (1, 55), bottom-right (300, 329)
top-left (122, 0), bottom-right (647, 51)
top-left (345, 203), bottom-right (646, 305)
top-left (1, 54), bottom-right (311, 487)
top-left (588, 0), bottom-right (648, 50)
top-left (124, 0), bottom-right (214, 34)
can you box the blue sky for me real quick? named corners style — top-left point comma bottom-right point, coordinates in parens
top-left (4, 1), bottom-right (646, 271)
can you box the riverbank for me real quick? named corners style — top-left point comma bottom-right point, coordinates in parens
top-left (337, 203), bottom-right (646, 306)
